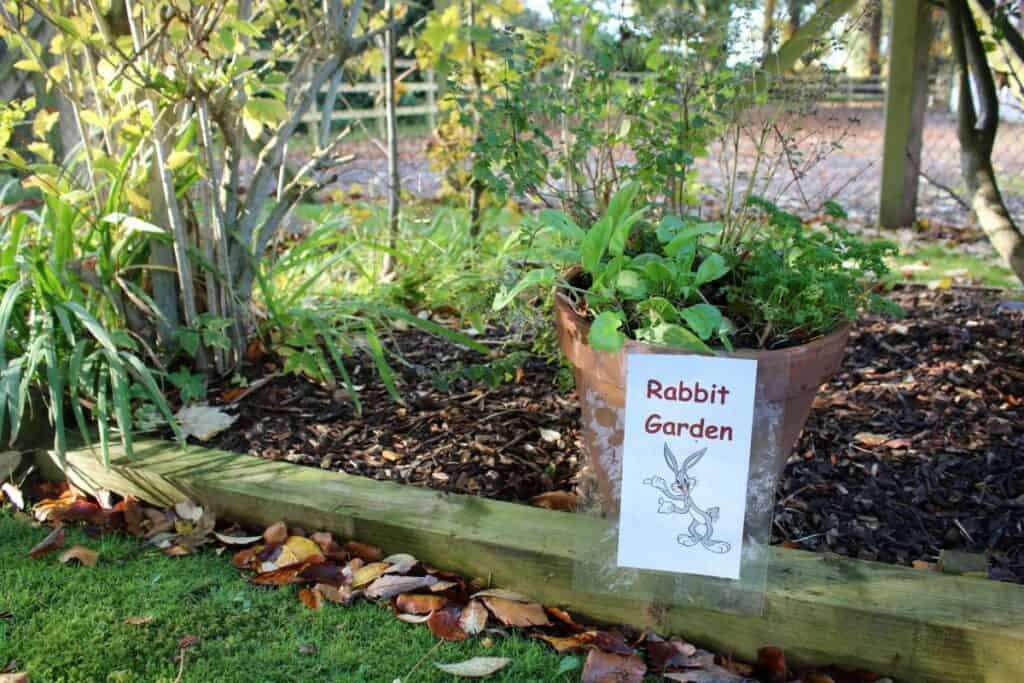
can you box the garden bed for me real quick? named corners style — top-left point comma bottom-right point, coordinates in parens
top-left (205, 286), bottom-right (1024, 582)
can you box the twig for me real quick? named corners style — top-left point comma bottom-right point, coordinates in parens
top-left (173, 649), bottom-right (187, 683)
top-left (918, 168), bottom-right (970, 211)
top-left (402, 639), bottom-right (442, 683)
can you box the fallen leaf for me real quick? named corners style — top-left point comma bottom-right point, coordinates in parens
top-left (175, 405), bottom-right (238, 441)
top-left (580, 649), bottom-right (645, 683)
top-left (178, 635), bottom-right (200, 651)
top-left (161, 545), bottom-right (191, 557)
top-left (544, 606), bottom-right (584, 631)
top-left (365, 574), bottom-right (438, 599)
top-left (397, 613), bottom-right (432, 624)
top-left (663, 665), bottom-right (750, 682)
top-left (280, 536), bottom-right (324, 565)
top-left (173, 500), bottom-right (204, 522)
top-left (383, 553), bottom-right (418, 575)
top-left (539, 428), bottom-right (561, 443)
top-left (298, 643), bottom-right (317, 656)
top-left (299, 562), bottom-right (347, 586)
top-left (314, 583), bottom-right (356, 606)
top-left (214, 531), bottom-right (263, 546)
top-left (481, 597), bottom-right (550, 627)
top-left (852, 432), bottom-right (889, 448)
top-left (123, 616), bottom-right (154, 626)
top-left (352, 562), bottom-right (391, 587)
top-left (396, 593), bottom-right (447, 615)
top-left (2, 483), bottom-right (24, 510)
top-left (530, 491), bottom-right (577, 512)
top-left (59, 545), bottom-right (98, 567)
top-left (646, 639), bottom-right (700, 670)
top-left (232, 545), bottom-right (262, 569)
top-left (427, 607), bottom-right (468, 641)
top-left (756, 646), bottom-right (787, 682)
top-left (433, 657), bottom-right (511, 677)
top-left (249, 561), bottom-right (315, 586)
top-left (459, 599), bottom-right (488, 635)
top-left (263, 521), bottom-right (288, 544)
top-left (470, 588), bottom-right (533, 602)
top-left (912, 560), bottom-right (939, 572)
top-left (298, 587), bottom-right (323, 610)
top-left (0, 452), bottom-right (21, 482)
top-left (28, 527), bottom-right (65, 558)
top-left (0, 673), bottom-right (28, 683)
top-left (344, 541), bottom-right (384, 562)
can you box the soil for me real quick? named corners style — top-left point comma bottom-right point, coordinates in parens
top-left (206, 286), bottom-right (1024, 583)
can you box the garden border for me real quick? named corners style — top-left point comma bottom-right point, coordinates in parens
top-left (34, 439), bottom-right (1024, 683)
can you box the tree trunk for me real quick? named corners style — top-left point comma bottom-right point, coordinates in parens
top-left (381, 0), bottom-right (400, 278)
top-left (762, 0), bottom-right (778, 57)
top-left (866, 0), bottom-right (883, 77)
top-left (466, 0), bottom-right (484, 236)
top-left (947, 0), bottom-right (1024, 283)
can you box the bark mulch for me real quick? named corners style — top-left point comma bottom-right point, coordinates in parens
top-left (207, 286), bottom-right (1024, 583)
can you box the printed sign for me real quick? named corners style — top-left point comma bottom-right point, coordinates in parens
top-left (616, 353), bottom-right (758, 580)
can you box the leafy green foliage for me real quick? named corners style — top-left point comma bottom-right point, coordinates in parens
top-left (494, 186), bottom-right (896, 352)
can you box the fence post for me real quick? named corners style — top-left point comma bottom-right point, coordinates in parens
top-left (878, 2), bottom-right (933, 228)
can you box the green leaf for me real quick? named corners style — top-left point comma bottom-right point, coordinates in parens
top-left (608, 207), bottom-right (645, 257)
top-left (637, 323), bottom-right (713, 354)
top-left (492, 267), bottom-right (555, 311)
top-left (580, 215), bottom-right (613, 274)
top-left (587, 311), bottom-right (626, 352)
top-left (679, 303), bottom-right (723, 340)
top-left (614, 270), bottom-right (648, 299)
top-left (695, 253), bottom-right (729, 286)
top-left (539, 210), bottom-right (585, 242)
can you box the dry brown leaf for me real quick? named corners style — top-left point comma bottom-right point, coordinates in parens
top-left (298, 562), bottom-right (347, 586)
top-left (536, 630), bottom-right (632, 656)
top-left (162, 545), bottom-right (191, 558)
top-left (756, 646), bottom-right (786, 682)
top-left (281, 536), bottom-right (324, 564)
top-left (0, 673), bottom-right (28, 683)
top-left (248, 561), bottom-right (315, 586)
top-left (427, 608), bottom-right (468, 641)
top-left (481, 597), bottom-right (550, 628)
top-left (530, 491), bottom-right (578, 512)
top-left (314, 583), bottom-right (356, 606)
top-left (232, 545), bottom-right (262, 569)
top-left (458, 599), bottom-right (488, 635)
top-left (912, 560), bottom-right (940, 572)
top-left (580, 649), bottom-right (646, 683)
top-left (298, 587), bottom-right (323, 610)
top-left (214, 531), bottom-right (263, 546)
top-left (59, 545), bottom-right (98, 567)
top-left (647, 638), bottom-right (698, 670)
top-left (263, 521), bottom-right (288, 544)
top-left (28, 527), bottom-right (65, 559)
top-left (352, 561), bottom-right (391, 588)
top-left (470, 588), bottom-right (533, 602)
top-left (122, 616), bottom-right (154, 626)
top-left (396, 593), bottom-right (447, 615)
top-left (663, 666), bottom-right (749, 682)
top-left (429, 580), bottom-right (459, 593)
top-left (852, 432), bottom-right (889, 448)
top-left (364, 574), bottom-right (438, 599)
top-left (544, 606), bottom-right (584, 631)
top-left (344, 541), bottom-right (384, 562)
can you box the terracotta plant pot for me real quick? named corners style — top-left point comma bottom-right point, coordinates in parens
top-left (555, 293), bottom-right (850, 514)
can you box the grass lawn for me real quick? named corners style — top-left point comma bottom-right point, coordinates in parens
top-left (0, 512), bottom-right (577, 682)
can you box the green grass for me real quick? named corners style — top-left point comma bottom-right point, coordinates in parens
top-left (890, 243), bottom-right (1021, 289)
top-left (0, 512), bottom-right (578, 682)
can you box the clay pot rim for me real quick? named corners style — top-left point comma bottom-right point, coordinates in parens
top-left (553, 289), bottom-right (852, 360)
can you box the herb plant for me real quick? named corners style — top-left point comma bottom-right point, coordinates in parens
top-left (494, 184), bottom-right (897, 353)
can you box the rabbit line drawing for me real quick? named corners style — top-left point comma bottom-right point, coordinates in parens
top-left (643, 444), bottom-right (731, 554)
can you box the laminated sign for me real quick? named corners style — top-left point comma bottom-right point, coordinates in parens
top-left (616, 353), bottom-right (757, 580)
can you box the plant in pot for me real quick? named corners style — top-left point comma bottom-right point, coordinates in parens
top-left (494, 185), bottom-right (898, 513)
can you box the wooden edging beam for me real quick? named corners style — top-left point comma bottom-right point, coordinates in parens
top-left (35, 440), bottom-right (1024, 683)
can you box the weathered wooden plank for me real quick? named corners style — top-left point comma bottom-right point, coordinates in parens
top-left (36, 440), bottom-right (1024, 683)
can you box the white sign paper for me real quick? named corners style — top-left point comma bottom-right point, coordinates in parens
top-left (616, 353), bottom-right (757, 580)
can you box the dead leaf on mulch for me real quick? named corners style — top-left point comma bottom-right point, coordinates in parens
top-left (175, 405), bottom-right (238, 441)
top-left (123, 616), bottom-right (154, 626)
top-left (28, 527), bottom-right (65, 558)
top-left (580, 649), bottom-right (646, 683)
top-left (458, 599), bottom-right (488, 635)
top-left (530, 491), bottom-right (577, 512)
top-left (433, 657), bottom-right (511, 677)
top-left (427, 607), bottom-right (469, 641)
top-left (481, 597), bottom-right (550, 628)
top-left (58, 545), bottom-right (98, 567)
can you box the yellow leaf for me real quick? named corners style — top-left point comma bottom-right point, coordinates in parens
top-left (166, 150), bottom-right (194, 170)
top-left (126, 187), bottom-right (151, 212)
top-left (282, 536), bottom-right (323, 564)
top-left (27, 141), bottom-right (53, 163)
top-left (14, 58), bottom-right (42, 73)
top-left (242, 115), bottom-right (263, 141)
top-left (32, 109), bottom-right (60, 139)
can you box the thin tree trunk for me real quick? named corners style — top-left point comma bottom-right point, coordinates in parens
top-left (762, 0), bottom-right (778, 57)
top-left (947, 0), bottom-right (1024, 282)
top-left (466, 0), bottom-right (484, 236)
top-left (866, 0), bottom-right (883, 77)
top-left (381, 0), bottom-right (400, 278)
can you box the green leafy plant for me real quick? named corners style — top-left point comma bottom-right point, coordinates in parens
top-left (494, 184), bottom-right (897, 353)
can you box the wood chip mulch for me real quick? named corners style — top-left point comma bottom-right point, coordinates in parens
top-left (207, 287), bottom-right (1024, 583)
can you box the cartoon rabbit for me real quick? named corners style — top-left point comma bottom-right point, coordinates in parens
top-left (643, 444), bottom-right (731, 554)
